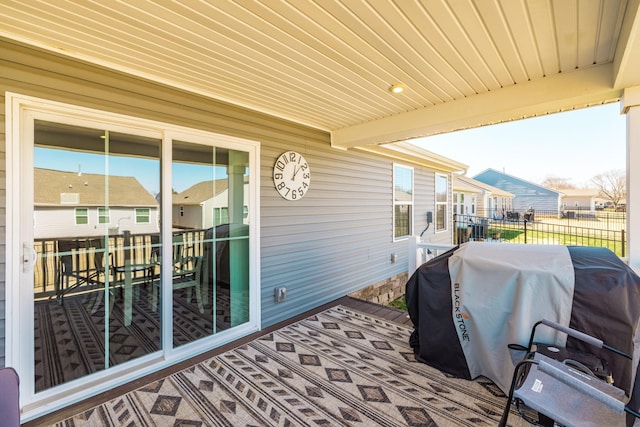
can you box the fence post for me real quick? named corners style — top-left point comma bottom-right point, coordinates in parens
top-left (524, 219), bottom-right (527, 244)
top-left (622, 229), bottom-right (626, 258)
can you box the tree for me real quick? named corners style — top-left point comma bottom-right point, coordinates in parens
top-left (592, 169), bottom-right (626, 208)
top-left (540, 175), bottom-right (575, 189)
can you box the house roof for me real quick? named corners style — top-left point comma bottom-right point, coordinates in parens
top-left (173, 179), bottom-right (229, 206)
top-left (453, 174), bottom-right (514, 198)
top-left (34, 168), bottom-right (157, 207)
top-left (1, 1), bottom-right (638, 151)
top-left (560, 188), bottom-right (601, 198)
top-left (473, 168), bottom-right (562, 196)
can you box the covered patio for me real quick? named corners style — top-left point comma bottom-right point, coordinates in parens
top-left (2, 0), bottom-right (638, 264)
top-left (2, 0), bottom-right (640, 424)
top-left (24, 297), bottom-right (534, 426)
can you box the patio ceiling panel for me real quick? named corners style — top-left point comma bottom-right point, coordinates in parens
top-left (0, 0), bottom-right (637, 149)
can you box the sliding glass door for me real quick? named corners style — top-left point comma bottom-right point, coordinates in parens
top-left (32, 120), bottom-right (162, 392)
top-left (171, 140), bottom-right (250, 347)
top-left (9, 94), bottom-right (258, 410)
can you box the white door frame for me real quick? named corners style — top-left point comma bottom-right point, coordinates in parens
top-left (6, 92), bottom-right (261, 421)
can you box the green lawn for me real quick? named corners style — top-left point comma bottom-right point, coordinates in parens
top-left (488, 227), bottom-right (625, 257)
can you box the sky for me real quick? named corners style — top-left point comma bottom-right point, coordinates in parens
top-left (35, 148), bottom-right (225, 195)
top-left (411, 102), bottom-right (626, 188)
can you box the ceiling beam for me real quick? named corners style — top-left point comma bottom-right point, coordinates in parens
top-left (331, 63), bottom-right (621, 149)
top-left (613, 0), bottom-right (640, 89)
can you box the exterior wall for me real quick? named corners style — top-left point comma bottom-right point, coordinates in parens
top-left (453, 191), bottom-right (477, 217)
top-left (474, 170), bottom-right (561, 214)
top-left (172, 205), bottom-right (203, 230)
top-left (413, 168), bottom-right (452, 245)
top-left (483, 195), bottom-right (514, 218)
top-left (34, 206), bottom-right (159, 239)
top-left (562, 196), bottom-right (595, 210)
top-left (0, 39), bottom-right (453, 365)
top-left (348, 272), bottom-right (408, 305)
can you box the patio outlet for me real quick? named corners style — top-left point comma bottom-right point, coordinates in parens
top-left (275, 287), bottom-right (287, 303)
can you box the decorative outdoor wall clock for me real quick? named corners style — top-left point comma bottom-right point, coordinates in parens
top-left (273, 150), bottom-right (311, 200)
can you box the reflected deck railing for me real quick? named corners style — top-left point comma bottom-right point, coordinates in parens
top-left (34, 229), bottom-right (208, 301)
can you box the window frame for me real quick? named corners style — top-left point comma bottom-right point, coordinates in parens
top-left (75, 207), bottom-right (89, 225)
top-left (392, 163), bottom-right (414, 240)
top-left (97, 207), bottom-right (110, 224)
top-left (135, 207), bottom-right (150, 224)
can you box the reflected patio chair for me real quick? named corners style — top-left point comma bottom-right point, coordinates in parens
top-left (150, 255), bottom-right (204, 314)
top-left (54, 239), bottom-right (93, 304)
top-left (173, 233), bottom-right (194, 272)
top-left (87, 238), bottom-right (123, 314)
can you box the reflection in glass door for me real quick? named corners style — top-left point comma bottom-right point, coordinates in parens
top-left (32, 121), bottom-right (161, 392)
top-left (171, 141), bottom-right (250, 347)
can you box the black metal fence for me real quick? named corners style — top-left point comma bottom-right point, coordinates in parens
top-left (455, 209), bottom-right (627, 257)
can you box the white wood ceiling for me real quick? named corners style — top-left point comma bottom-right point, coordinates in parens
top-left (1, 0), bottom-right (639, 149)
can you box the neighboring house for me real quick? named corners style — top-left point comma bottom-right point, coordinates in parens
top-left (452, 175), bottom-right (479, 217)
top-left (34, 168), bottom-right (159, 239)
top-left (453, 174), bottom-right (515, 219)
top-left (560, 188), bottom-right (606, 211)
top-left (473, 169), bottom-right (563, 214)
top-left (172, 179), bottom-right (249, 230)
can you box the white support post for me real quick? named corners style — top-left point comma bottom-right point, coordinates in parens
top-left (408, 235), bottom-right (421, 276)
top-left (622, 87), bottom-right (640, 271)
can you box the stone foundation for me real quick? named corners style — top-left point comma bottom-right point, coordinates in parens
top-left (349, 272), bottom-right (409, 305)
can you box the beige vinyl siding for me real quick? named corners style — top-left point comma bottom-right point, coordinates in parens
top-left (414, 168), bottom-right (454, 244)
top-left (0, 38), bottom-right (452, 363)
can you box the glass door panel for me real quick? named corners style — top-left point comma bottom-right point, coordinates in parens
top-left (172, 141), bottom-right (250, 347)
top-left (32, 120), bottom-right (161, 392)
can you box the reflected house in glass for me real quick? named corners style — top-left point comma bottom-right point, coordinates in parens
top-left (34, 168), bottom-right (159, 239)
top-left (172, 178), bottom-right (248, 230)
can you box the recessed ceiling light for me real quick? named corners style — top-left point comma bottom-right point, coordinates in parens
top-left (389, 84), bottom-right (405, 94)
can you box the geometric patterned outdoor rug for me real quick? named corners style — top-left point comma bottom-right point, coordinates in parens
top-left (54, 305), bottom-right (529, 426)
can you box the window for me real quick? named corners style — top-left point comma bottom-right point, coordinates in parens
top-left (435, 174), bottom-right (448, 231)
top-left (75, 208), bottom-right (88, 225)
top-left (393, 164), bottom-right (413, 239)
top-left (453, 193), bottom-right (458, 215)
top-left (135, 208), bottom-right (150, 224)
top-left (98, 207), bottom-right (110, 224)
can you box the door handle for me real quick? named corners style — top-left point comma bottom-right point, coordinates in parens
top-left (23, 243), bottom-right (37, 273)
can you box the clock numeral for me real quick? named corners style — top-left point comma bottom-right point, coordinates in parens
top-left (277, 182), bottom-right (286, 190)
top-left (274, 172), bottom-right (283, 179)
top-left (300, 163), bottom-right (308, 171)
top-left (302, 181), bottom-right (309, 189)
top-left (289, 152), bottom-right (296, 162)
top-left (303, 172), bottom-right (310, 179)
top-left (297, 187), bottom-right (304, 197)
top-left (275, 160), bottom-right (286, 171)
